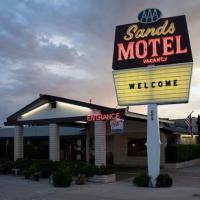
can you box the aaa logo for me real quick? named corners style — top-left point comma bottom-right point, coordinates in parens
top-left (138, 8), bottom-right (162, 24)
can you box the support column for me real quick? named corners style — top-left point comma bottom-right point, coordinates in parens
top-left (14, 125), bottom-right (24, 161)
top-left (94, 121), bottom-right (106, 166)
top-left (147, 104), bottom-right (161, 187)
top-left (49, 123), bottom-right (60, 161)
top-left (86, 127), bottom-right (90, 163)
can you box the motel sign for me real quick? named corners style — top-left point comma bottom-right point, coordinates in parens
top-left (112, 14), bottom-right (193, 106)
top-left (112, 9), bottom-right (193, 187)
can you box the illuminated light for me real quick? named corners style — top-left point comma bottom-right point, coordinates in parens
top-left (123, 20), bottom-right (175, 41)
top-left (21, 103), bottom-right (49, 118)
top-left (181, 134), bottom-right (199, 138)
top-left (57, 102), bottom-right (92, 113)
top-left (117, 35), bottom-right (187, 62)
top-left (113, 15), bottom-right (193, 70)
top-left (76, 121), bottom-right (87, 124)
top-left (87, 112), bottom-right (121, 121)
top-left (113, 63), bottom-right (192, 106)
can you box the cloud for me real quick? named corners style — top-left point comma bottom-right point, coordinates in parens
top-left (0, 0), bottom-right (200, 126)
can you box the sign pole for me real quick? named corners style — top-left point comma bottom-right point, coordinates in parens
top-left (147, 103), bottom-right (161, 187)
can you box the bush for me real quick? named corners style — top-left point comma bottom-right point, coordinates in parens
top-left (156, 174), bottom-right (173, 187)
top-left (14, 159), bottom-right (33, 172)
top-left (81, 164), bottom-right (97, 177)
top-left (53, 161), bottom-right (87, 176)
top-left (133, 172), bottom-right (149, 187)
top-left (166, 144), bottom-right (200, 163)
top-left (95, 165), bottom-right (114, 175)
top-left (71, 162), bottom-right (85, 176)
top-left (52, 167), bottom-right (72, 187)
top-left (35, 160), bottom-right (54, 178)
top-left (0, 159), bottom-right (14, 174)
top-left (23, 164), bottom-right (38, 179)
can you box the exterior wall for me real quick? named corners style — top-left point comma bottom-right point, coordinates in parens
top-left (112, 120), bottom-right (147, 166)
top-left (160, 131), bottom-right (167, 167)
top-left (109, 121), bottom-right (166, 167)
top-left (106, 136), bottom-right (114, 153)
top-left (113, 132), bottom-right (147, 166)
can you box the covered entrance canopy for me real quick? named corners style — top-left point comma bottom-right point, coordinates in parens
top-left (4, 94), bottom-right (123, 166)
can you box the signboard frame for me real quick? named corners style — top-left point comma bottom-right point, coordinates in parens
top-left (112, 62), bottom-right (193, 106)
top-left (112, 15), bottom-right (193, 71)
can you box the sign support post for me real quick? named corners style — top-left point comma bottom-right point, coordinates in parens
top-left (147, 103), bottom-right (160, 187)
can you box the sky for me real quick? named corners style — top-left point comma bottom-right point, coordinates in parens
top-left (0, 0), bottom-right (200, 126)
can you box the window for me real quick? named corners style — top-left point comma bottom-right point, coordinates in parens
top-left (181, 135), bottom-right (195, 144)
top-left (128, 138), bottom-right (147, 157)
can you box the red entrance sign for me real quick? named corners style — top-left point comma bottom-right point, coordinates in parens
top-left (87, 112), bottom-right (121, 121)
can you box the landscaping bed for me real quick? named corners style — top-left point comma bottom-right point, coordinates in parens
top-left (0, 159), bottom-right (116, 187)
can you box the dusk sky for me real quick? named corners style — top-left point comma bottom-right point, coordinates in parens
top-left (0, 0), bottom-right (200, 126)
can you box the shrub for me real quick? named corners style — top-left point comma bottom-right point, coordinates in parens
top-left (71, 161), bottom-right (85, 176)
top-left (23, 164), bottom-right (38, 179)
top-left (53, 161), bottom-right (87, 176)
top-left (52, 167), bottom-right (72, 187)
top-left (14, 159), bottom-right (33, 172)
top-left (0, 160), bottom-right (14, 174)
top-left (133, 172), bottom-right (149, 187)
top-left (35, 160), bottom-right (54, 178)
top-left (81, 164), bottom-right (97, 177)
top-left (95, 165), bottom-right (114, 175)
top-left (156, 174), bottom-right (173, 187)
top-left (166, 144), bottom-right (200, 163)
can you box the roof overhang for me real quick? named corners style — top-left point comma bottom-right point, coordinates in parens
top-left (124, 109), bottom-right (174, 124)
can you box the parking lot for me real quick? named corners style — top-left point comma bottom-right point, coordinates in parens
top-left (0, 166), bottom-right (199, 200)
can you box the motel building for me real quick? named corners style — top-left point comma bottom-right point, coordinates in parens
top-left (0, 94), bottom-right (199, 167)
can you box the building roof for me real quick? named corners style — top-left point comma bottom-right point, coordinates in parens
top-left (0, 126), bottom-right (85, 138)
top-left (5, 94), bottom-right (173, 126)
top-left (1, 93), bottom-right (198, 137)
top-left (6, 94), bottom-right (120, 122)
top-left (161, 117), bottom-right (199, 135)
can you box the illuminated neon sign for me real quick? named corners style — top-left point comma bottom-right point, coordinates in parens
top-left (87, 112), bottom-right (121, 121)
top-left (113, 63), bottom-right (192, 105)
top-left (112, 15), bottom-right (193, 70)
top-left (112, 12), bottom-right (193, 106)
top-left (138, 8), bottom-right (162, 24)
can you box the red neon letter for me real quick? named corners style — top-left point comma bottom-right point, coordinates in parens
top-left (87, 115), bottom-right (91, 121)
top-left (149, 38), bottom-right (160, 57)
top-left (116, 112), bottom-right (120, 119)
top-left (135, 40), bottom-right (147, 59)
top-left (117, 42), bottom-right (135, 61)
top-left (175, 35), bottom-right (188, 54)
top-left (162, 36), bottom-right (174, 56)
top-left (112, 113), bottom-right (116, 120)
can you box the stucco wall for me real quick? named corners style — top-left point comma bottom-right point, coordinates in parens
top-left (112, 132), bottom-right (147, 166)
top-left (109, 129), bottom-right (166, 167)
